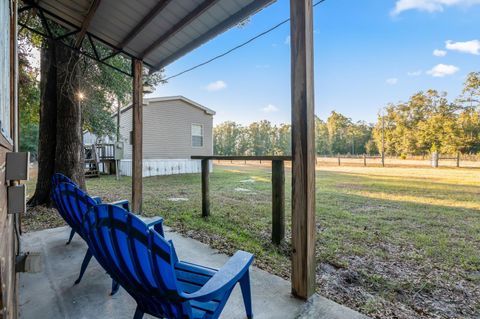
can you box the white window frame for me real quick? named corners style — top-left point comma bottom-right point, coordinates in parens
top-left (191, 123), bottom-right (204, 148)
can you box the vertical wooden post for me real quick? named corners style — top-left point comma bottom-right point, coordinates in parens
top-left (201, 159), bottom-right (210, 217)
top-left (456, 152), bottom-right (460, 168)
top-left (290, 0), bottom-right (316, 299)
top-left (337, 154), bottom-right (340, 166)
top-left (363, 154), bottom-right (366, 167)
top-left (132, 59), bottom-right (143, 213)
top-left (381, 113), bottom-right (385, 167)
top-left (272, 160), bottom-right (285, 245)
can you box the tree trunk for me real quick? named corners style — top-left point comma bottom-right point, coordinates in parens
top-left (28, 39), bottom-right (57, 206)
top-left (28, 41), bottom-right (85, 206)
top-left (54, 44), bottom-right (85, 190)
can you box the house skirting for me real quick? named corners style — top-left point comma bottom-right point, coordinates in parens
top-left (119, 159), bottom-right (212, 177)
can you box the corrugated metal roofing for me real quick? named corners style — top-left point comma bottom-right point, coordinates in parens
top-left (32, 0), bottom-right (275, 71)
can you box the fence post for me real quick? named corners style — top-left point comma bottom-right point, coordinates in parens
top-left (431, 152), bottom-right (439, 168)
top-left (363, 154), bottom-right (367, 166)
top-left (337, 154), bottom-right (341, 166)
top-left (201, 159), bottom-right (210, 217)
top-left (272, 160), bottom-right (285, 245)
top-left (456, 152), bottom-right (460, 168)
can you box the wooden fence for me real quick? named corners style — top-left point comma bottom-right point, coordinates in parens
top-left (315, 153), bottom-right (474, 168)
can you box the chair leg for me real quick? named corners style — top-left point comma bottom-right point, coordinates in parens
top-left (66, 228), bottom-right (75, 245)
top-left (133, 306), bottom-right (144, 319)
top-left (240, 270), bottom-right (253, 319)
top-left (75, 249), bottom-right (93, 285)
top-left (110, 279), bottom-right (120, 296)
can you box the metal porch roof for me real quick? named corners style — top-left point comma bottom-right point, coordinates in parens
top-left (27, 0), bottom-right (275, 71)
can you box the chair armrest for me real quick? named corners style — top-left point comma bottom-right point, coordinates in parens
top-left (91, 196), bottom-right (103, 204)
top-left (179, 251), bottom-right (253, 302)
top-left (147, 218), bottom-right (165, 237)
top-left (109, 199), bottom-right (130, 211)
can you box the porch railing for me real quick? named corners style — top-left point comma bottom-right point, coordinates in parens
top-left (95, 143), bottom-right (115, 160)
top-left (191, 155), bottom-right (292, 245)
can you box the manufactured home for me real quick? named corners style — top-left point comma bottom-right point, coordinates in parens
top-left (83, 96), bottom-right (215, 176)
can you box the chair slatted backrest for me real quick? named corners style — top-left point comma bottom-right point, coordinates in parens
top-left (51, 173), bottom-right (75, 218)
top-left (53, 182), bottom-right (98, 239)
top-left (51, 173), bottom-right (74, 188)
top-left (83, 204), bottom-right (193, 319)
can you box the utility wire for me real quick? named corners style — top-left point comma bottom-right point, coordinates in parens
top-left (162, 0), bottom-right (327, 82)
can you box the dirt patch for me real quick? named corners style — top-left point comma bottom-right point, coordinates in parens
top-left (22, 205), bottom-right (65, 233)
top-left (168, 197), bottom-right (189, 202)
top-left (316, 244), bottom-right (480, 319)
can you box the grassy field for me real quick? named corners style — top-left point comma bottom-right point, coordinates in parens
top-left (24, 163), bottom-right (480, 318)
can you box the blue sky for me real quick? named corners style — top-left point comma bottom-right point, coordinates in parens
top-left (150, 0), bottom-right (480, 125)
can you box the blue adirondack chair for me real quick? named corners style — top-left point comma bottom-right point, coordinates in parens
top-left (51, 173), bottom-right (129, 245)
top-left (52, 182), bottom-right (164, 295)
top-left (83, 204), bottom-right (254, 319)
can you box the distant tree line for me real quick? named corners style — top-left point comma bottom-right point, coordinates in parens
top-left (214, 121), bottom-right (292, 156)
top-left (213, 115), bottom-right (375, 156)
top-left (214, 72), bottom-right (480, 156)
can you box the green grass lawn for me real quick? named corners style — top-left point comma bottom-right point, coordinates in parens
top-left (24, 163), bottom-right (480, 318)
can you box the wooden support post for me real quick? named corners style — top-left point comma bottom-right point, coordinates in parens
top-left (201, 159), bottom-right (210, 217)
top-left (337, 154), bottom-right (340, 166)
top-left (132, 59), bottom-right (143, 213)
top-left (290, 0), bottom-right (316, 300)
top-left (272, 160), bottom-right (285, 245)
top-left (363, 154), bottom-right (367, 167)
top-left (456, 152), bottom-right (460, 168)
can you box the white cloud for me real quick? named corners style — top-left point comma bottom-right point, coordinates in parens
top-left (407, 70), bottom-right (423, 76)
top-left (261, 104), bottom-right (279, 113)
top-left (386, 78), bottom-right (399, 85)
top-left (255, 64), bottom-right (270, 69)
top-left (391, 0), bottom-right (480, 15)
top-left (205, 80), bottom-right (227, 91)
top-left (427, 64), bottom-right (459, 77)
top-left (284, 36), bottom-right (290, 45)
top-left (433, 49), bottom-right (447, 57)
top-left (446, 39), bottom-right (480, 55)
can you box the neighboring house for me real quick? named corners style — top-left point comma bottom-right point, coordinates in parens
top-left (84, 96), bottom-right (215, 177)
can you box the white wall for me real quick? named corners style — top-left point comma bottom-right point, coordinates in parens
top-left (119, 159), bottom-right (212, 177)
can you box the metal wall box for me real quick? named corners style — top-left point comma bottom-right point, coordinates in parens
top-left (8, 184), bottom-right (26, 215)
top-left (6, 152), bottom-right (30, 181)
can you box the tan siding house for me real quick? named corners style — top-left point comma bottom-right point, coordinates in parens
top-left (119, 97), bottom-right (214, 159)
top-left (85, 96), bottom-right (214, 176)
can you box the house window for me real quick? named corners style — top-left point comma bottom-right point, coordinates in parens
top-left (191, 124), bottom-right (203, 147)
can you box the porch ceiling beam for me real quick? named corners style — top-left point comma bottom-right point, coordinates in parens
top-left (116, 0), bottom-right (173, 50)
top-left (290, 0), bottom-right (316, 300)
top-left (74, 0), bottom-right (102, 48)
top-left (141, 0), bottom-right (219, 59)
top-left (151, 0), bottom-right (273, 71)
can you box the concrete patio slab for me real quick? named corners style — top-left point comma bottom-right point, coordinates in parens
top-left (19, 226), bottom-right (369, 319)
